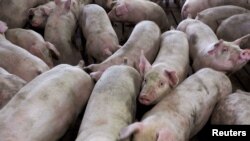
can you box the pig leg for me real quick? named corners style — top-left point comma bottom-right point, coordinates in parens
top-left (0, 21), bottom-right (8, 33)
top-left (119, 122), bottom-right (143, 140)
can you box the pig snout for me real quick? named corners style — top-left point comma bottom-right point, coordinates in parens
top-left (240, 49), bottom-right (250, 60)
top-left (139, 90), bottom-right (155, 105)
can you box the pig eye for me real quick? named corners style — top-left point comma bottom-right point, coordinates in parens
top-left (143, 79), bottom-right (147, 84)
top-left (159, 81), bottom-right (164, 87)
top-left (222, 47), bottom-right (228, 53)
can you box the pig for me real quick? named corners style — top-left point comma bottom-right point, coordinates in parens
top-left (44, 0), bottom-right (82, 65)
top-left (119, 68), bottom-right (232, 141)
top-left (0, 0), bottom-right (50, 28)
top-left (138, 29), bottom-right (189, 105)
top-left (216, 13), bottom-right (250, 49)
top-left (84, 20), bottom-right (161, 81)
top-left (181, 0), bottom-right (250, 19)
top-left (108, 0), bottom-right (169, 32)
top-left (0, 67), bottom-right (26, 109)
top-left (28, 1), bottom-right (56, 28)
top-left (196, 5), bottom-right (249, 32)
top-left (211, 90), bottom-right (250, 125)
top-left (76, 65), bottom-right (141, 141)
top-left (0, 61), bottom-right (94, 141)
top-left (79, 4), bottom-right (120, 64)
top-left (0, 20), bottom-right (49, 82)
top-left (5, 28), bottom-right (60, 68)
top-left (177, 18), bottom-right (250, 73)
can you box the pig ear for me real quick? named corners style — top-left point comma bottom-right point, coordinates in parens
top-left (119, 122), bottom-right (143, 140)
top-left (164, 70), bottom-right (179, 87)
top-left (41, 7), bottom-right (52, 16)
top-left (208, 39), bottom-right (224, 55)
top-left (0, 21), bottom-right (8, 33)
top-left (233, 34), bottom-right (250, 46)
top-left (139, 50), bottom-right (152, 76)
top-left (104, 48), bottom-right (112, 56)
top-left (28, 8), bottom-right (35, 15)
top-left (156, 129), bottom-right (174, 141)
top-left (46, 42), bottom-right (60, 60)
top-left (90, 71), bottom-right (103, 82)
top-left (115, 3), bottom-right (128, 16)
top-left (64, 0), bottom-right (71, 11)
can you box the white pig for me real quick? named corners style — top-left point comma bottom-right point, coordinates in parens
top-left (211, 90), bottom-right (250, 125)
top-left (138, 29), bottom-right (189, 105)
top-left (119, 68), bottom-right (232, 141)
top-left (84, 21), bottom-right (160, 81)
top-left (177, 18), bottom-right (250, 73)
top-left (5, 28), bottom-right (60, 68)
top-left (216, 13), bottom-right (250, 49)
top-left (44, 0), bottom-right (82, 65)
top-left (79, 4), bottom-right (120, 64)
top-left (196, 5), bottom-right (249, 32)
top-left (0, 61), bottom-right (94, 141)
top-left (0, 20), bottom-right (49, 82)
top-left (76, 65), bottom-right (141, 141)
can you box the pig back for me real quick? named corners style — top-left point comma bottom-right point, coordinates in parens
top-left (211, 90), bottom-right (250, 125)
top-left (76, 65), bottom-right (141, 141)
top-left (143, 68), bottom-right (232, 138)
top-left (0, 64), bottom-right (94, 141)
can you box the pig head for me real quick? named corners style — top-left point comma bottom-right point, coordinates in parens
top-left (138, 52), bottom-right (179, 105)
top-left (193, 34), bottom-right (250, 73)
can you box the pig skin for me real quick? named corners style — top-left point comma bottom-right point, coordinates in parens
top-left (182, 0), bottom-right (250, 19)
top-left (85, 20), bottom-right (160, 81)
top-left (0, 21), bottom-right (49, 82)
top-left (0, 0), bottom-right (50, 28)
top-left (0, 62), bottom-right (94, 141)
top-left (5, 28), bottom-right (60, 68)
top-left (138, 29), bottom-right (189, 105)
top-left (108, 0), bottom-right (169, 32)
top-left (211, 90), bottom-right (250, 125)
top-left (177, 18), bottom-right (250, 73)
top-left (44, 0), bottom-right (82, 65)
top-left (119, 68), bottom-right (232, 141)
top-left (196, 5), bottom-right (249, 32)
top-left (0, 67), bottom-right (26, 109)
top-left (79, 4), bottom-right (120, 64)
top-left (76, 65), bottom-right (141, 141)
top-left (216, 13), bottom-right (250, 49)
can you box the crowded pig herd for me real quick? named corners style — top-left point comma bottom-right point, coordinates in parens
top-left (0, 0), bottom-right (250, 141)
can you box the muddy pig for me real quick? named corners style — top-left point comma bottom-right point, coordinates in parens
top-left (0, 61), bottom-right (94, 141)
top-left (5, 28), bottom-right (60, 68)
top-left (0, 21), bottom-right (49, 82)
top-left (76, 65), bottom-right (141, 141)
top-left (138, 29), bottom-right (189, 105)
top-left (28, 1), bottom-right (56, 28)
top-left (0, 67), bottom-right (26, 109)
top-left (45, 0), bottom-right (82, 65)
top-left (0, 0), bottom-right (50, 28)
top-left (108, 0), bottom-right (169, 32)
top-left (182, 0), bottom-right (250, 19)
top-left (79, 4), bottom-right (119, 64)
top-left (211, 90), bottom-right (250, 125)
top-left (196, 5), bottom-right (249, 32)
top-left (119, 68), bottom-right (232, 141)
top-left (216, 13), bottom-right (250, 49)
top-left (85, 20), bottom-right (160, 81)
top-left (177, 18), bottom-right (250, 73)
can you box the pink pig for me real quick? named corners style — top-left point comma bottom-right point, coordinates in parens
top-left (138, 29), bottom-right (189, 105)
top-left (177, 18), bottom-right (250, 73)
